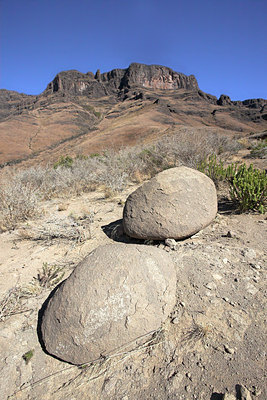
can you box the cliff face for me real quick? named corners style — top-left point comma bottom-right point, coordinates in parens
top-left (118, 63), bottom-right (199, 90)
top-left (43, 63), bottom-right (199, 97)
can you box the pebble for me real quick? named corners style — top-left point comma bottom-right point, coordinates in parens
top-left (165, 238), bottom-right (178, 250)
top-left (251, 264), bottom-right (261, 270)
top-left (205, 282), bottom-right (217, 290)
top-left (237, 384), bottom-right (252, 400)
top-left (223, 394), bottom-right (236, 400)
top-left (222, 258), bottom-right (228, 264)
top-left (213, 273), bottom-right (223, 280)
top-left (251, 386), bottom-right (262, 396)
top-left (224, 344), bottom-right (235, 354)
top-left (241, 248), bottom-right (256, 259)
top-left (222, 297), bottom-right (235, 306)
top-left (246, 283), bottom-right (258, 295)
top-left (186, 372), bottom-right (192, 380)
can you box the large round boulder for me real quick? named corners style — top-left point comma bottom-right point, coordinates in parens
top-left (41, 244), bottom-right (176, 365)
top-left (123, 166), bottom-right (217, 240)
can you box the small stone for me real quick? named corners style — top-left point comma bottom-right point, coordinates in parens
top-left (165, 238), bottom-right (178, 250)
top-left (246, 283), bottom-right (258, 295)
top-left (57, 203), bottom-right (68, 211)
top-left (237, 384), bottom-right (252, 400)
top-left (251, 386), bottom-right (262, 396)
top-left (213, 273), bottom-right (223, 280)
top-left (252, 264), bottom-right (261, 270)
top-left (241, 248), bottom-right (256, 259)
top-left (224, 344), bottom-right (235, 354)
top-left (222, 258), bottom-right (228, 264)
top-left (223, 394), bottom-right (236, 400)
top-left (171, 317), bottom-right (180, 324)
top-left (205, 282), bottom-right (216, 290)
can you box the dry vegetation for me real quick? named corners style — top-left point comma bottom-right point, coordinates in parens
top-left (0, 128), bottom-right (253, 231)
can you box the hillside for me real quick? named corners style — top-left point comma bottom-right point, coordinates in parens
top-left (0, 63), bottom-right (266, 167)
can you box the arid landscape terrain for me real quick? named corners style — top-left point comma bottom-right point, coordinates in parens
top-left (0, 63), bottom-right (266, 400)
top-left (0, 63), bottom-right (266, 167)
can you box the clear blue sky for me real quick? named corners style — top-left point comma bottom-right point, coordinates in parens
top-left (1, 0), bottom-right (266, 100)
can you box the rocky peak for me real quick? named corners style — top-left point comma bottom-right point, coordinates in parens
top-left (43, 63), bottom-right (199, 97)
top-left (217, 94), bottom-right (232, 106)
top-left (120, 63), bottom-right (199, 90)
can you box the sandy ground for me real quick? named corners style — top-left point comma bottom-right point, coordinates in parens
top-left (0, 183), bottom-right (266, 400)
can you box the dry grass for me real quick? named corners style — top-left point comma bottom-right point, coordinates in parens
top-left (0, 174), bottom-right (38, 230)
top-left (18, 215), bottom-right (91, 243)
top-left (0, 128), bottom-right (241, 231)
top-left (0, 285), bottom-right (30, 322)
top-left (23, 263), bottom-right (65, 296)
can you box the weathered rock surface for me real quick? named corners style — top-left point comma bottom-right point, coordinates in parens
top-left (123, 166), bottom-right (217, 240)
top-left (41, 243), bottom-right (176, 365)
top-left (43, 63), bottom-right (199, 97)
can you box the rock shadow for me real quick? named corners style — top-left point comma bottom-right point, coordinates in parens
top-left (37, 280), bottom-right (72, 364)
top-left (210, 394), bottom-right (224, 400)
top-left (101, 219), bottom-right (145, 244)
top-left (218, 197), bottom-right (238, 215)
top-left (102, 219), bottom-right (200, 245)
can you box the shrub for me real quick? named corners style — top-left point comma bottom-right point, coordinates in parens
top-left (249, 139), bottom-right (267, 159)
top-left (22, 350), bottom-right (34, 364)
top-left (34, 263), bottom-right (65, 289)
top-left (197, 155), bottom-right (238, 185)
top-left (53, 155), bottom-right (74, 169)
top-left (230, 164), bottom-right (266, 213)
top-left (0, 128), bottom-right (242, 230)
top-left (0, 175), bottom-right (38, 230)
top-left (0, 285), bottom-right (28, 321)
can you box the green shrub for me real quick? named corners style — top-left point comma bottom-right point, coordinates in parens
top-left (53, 155), bottom-right (74, 169)
top-left (230, 164), bottom-right (266, 213)
top-left (197, 155), bottom-right (237, 184)
top-left (22, 349), bottom-right (34, 364)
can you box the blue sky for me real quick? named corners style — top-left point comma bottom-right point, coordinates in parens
top-left (1, 0), bottom-right (266, 100)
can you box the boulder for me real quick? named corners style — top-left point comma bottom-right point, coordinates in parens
top-left (123, 166), bottom-right (217, 240)
top-left (41, 244), bottom-right (176, 365)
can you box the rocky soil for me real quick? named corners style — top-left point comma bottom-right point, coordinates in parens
top-left (0, 181), bottom-right (266, 400)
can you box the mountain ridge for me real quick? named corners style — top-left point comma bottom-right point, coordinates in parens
top-left (0, 63), bottom-right (266, 167)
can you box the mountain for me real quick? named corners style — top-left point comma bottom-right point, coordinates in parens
top-left (0, 63), bottom-right (266, 166)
